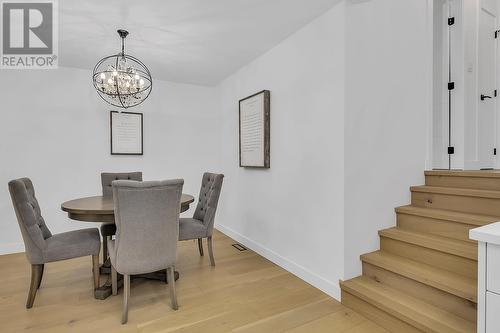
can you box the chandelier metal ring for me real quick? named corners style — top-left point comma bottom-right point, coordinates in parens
top-left (92, 29), bottom-right (153, 109)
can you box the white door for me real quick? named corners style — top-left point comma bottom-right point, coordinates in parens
top-left (478, 5), bottom-right (497, 169)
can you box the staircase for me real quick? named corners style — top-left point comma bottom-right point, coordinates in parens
top-left (340, 170), bottom-right (500, 333)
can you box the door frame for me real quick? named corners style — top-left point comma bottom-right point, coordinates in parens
top-left (429, 0), bottom-right (466, 170)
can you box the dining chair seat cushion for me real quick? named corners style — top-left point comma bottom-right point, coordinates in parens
top-left (100, 223), bottom-right (116, 237)
top-left (44, 228), bottom-right (100, 263)
top-left (178, 218), bottom-right (207, 241)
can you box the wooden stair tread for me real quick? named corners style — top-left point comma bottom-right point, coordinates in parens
top-left (361, 250), bottom-right (477, 303)
top-left (411, 185), bottom-right (500, 199)
top-left (425, 169), bottom-right (500, 178)
top-left (395, 205), bottom-right (498, 227)
top-left (340, 276), bottom-right (475, 333)
top-left (379, 228), bottom-right (477, 260)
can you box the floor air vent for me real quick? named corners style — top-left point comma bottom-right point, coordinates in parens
top-left (232, 243), bottom-right (247, 251)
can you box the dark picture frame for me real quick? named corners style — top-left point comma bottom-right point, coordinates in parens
top-left (239, 90), bottom-right (270, 168)
top-left (110, 111), bottom-right (144, 155)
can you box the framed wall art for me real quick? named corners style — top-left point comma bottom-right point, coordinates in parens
top-left (239, 90), bottom-right (270, 168)
top-left (110, 111), bottom-right (143, 155)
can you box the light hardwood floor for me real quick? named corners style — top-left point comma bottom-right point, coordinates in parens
top-left (0, 230), bottom-right (386, 333)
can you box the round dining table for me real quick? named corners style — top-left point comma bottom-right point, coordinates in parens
top-left (61, 194), bottom-right (195, 300)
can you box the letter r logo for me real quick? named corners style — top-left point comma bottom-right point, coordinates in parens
top-left (2, 2), bottom-right (53, 54)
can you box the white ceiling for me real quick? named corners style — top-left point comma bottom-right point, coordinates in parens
top-left (59, 0), bottom-right (339, 85)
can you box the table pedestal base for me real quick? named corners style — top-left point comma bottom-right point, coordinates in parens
top-left (99, 257), bottom-right (112, 275)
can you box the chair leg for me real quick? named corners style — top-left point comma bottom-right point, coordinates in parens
top-left (122, 274), bottom-right (130, 324)
top-left (167, 267), bottom-right (178, 310)
top-left (37, 264), bottom-right (44, 289)
top-left (197, 238), bottom-right (204, 256)
top-left (111, 266), bottom-right (118, 296)
top-left (26, 264), bottom-right (43, 309)
top-left (92, 255), bottom-right (100, 289)
top-left (207, 236), bottom-right (215, 267)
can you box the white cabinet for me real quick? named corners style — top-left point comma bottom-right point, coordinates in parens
top-left (486, 291), bottom-right (500, 332)
top-left (470, 222), bottom-right (500, 333)
top-left (487, 244), bottom-right (500, 294)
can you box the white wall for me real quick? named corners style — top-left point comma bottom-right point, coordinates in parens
top-left (343, 0), bottom-right (431, 278)
top-left (214, 3), bottom-right (345, 299)
top-left (0, 67), bottom-right (218, 254)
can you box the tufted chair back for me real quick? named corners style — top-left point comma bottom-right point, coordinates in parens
top-left (8, 178), bottom-right (52, 264)
top-left (101, 172), bottom-right (142, 197)
top-left (193, 173), bottom-right (224, 235)
top-left (111, 179), bottom-right (184, 274)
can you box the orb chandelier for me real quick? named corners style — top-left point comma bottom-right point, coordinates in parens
top-left (92, 29), bottom-right (152, 108)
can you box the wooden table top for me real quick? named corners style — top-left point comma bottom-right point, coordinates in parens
top-left (61, 194), bottom-right (195, 223)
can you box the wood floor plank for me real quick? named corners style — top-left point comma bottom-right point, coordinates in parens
top-left (342, 320), bottom-right (390, 333)
top-left (284, 308), bottom-right (373, 333)
top-left (232, 298), bottom-right (342, 333)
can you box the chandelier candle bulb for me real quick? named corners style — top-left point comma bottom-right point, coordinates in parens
top-left (92, 29), bottom-right (153, 108)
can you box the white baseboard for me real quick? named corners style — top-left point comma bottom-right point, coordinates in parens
top-left (215, 223), bottom-right (341, 301)
top-left (0, 242), bottom-right (25, 255)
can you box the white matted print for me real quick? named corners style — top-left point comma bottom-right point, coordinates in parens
top-left (110, 111), bottom-right (143, 155)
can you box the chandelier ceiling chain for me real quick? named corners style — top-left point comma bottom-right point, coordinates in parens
top-left (92, 29), bottom-right (153, 109)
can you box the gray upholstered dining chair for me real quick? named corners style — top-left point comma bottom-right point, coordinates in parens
top-left (179, 172), bottom-right (224, 267)
top-left (108, 179), bottom-right (183, 324)
top-left (100, 172), bottom-right (142, 263)
top-left (8, 178), bottom-right (101, 308)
